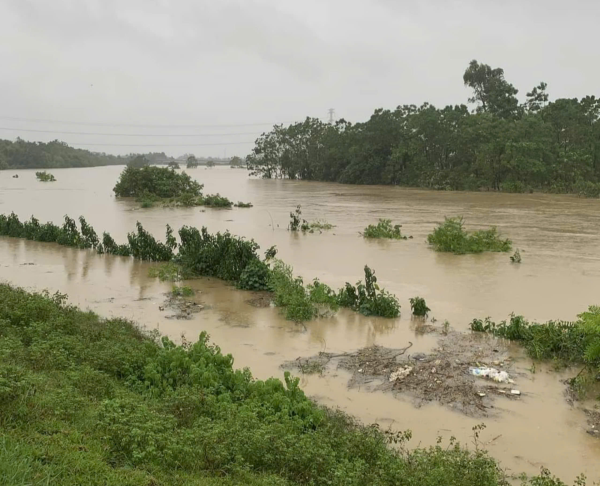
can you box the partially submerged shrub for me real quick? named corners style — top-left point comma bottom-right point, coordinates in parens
top-left (234, 201), bottom-right (253, 208)
top-left (127, 223), bottom-right (176, 261)
top-left (510, 249), bottom-right (522, 263)
top-left (269, 260), bottom-right (316, 321)
top-left (309, 220), bottom-right (335, 231)
top-left (289, 205), bottom-right (308, 232)
top-left (238, 259), bottom-right (272, 291)
top-left (201, 193), bottom-right (233, 208)
top-left (35, 171), bottom-right (56, 182)
top-left (337, 266), bottom-right (401, 318)
top-left (363, 219), bottom-right (407, 239)
top-left (113, 166), bottom-right (203, 199)
top-left (427, 217), bottom-right (512, 254)
top-left (410, 297), bottom-right (431, 317)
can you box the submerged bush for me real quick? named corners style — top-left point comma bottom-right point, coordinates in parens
top-left (427, 217), bottom-right (512, 254)
top-left (510, 249), bottom-right (522, 263)
top-left (410, 297), bottom-right (431, 317)
top-left (238, 258), bottom-right (272, 291)
top-left (35, 171), bottom-right (56, 182)
top-left (337, 266), bottom-right (401, 318)
top-left (127, 222), bottom-right (177, 262)
top-left (363, 219), bottom-right (407, 239)
top-left (113, 166), bottom-right (203, 199)
top-left (171, 285), bottom-right (194, 297)
top-left (234, 201), bottom-right (253, 208)
top-left (269, 260), bottom-right (316, 321)
top-left (201, 193), bottom-right (233, 208)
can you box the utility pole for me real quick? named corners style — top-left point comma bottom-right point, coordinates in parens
top-left (328, 108), bottom-right (335, 124)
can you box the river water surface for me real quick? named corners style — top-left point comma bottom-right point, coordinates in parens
top-left (1, 166), bottom-right (600, 482)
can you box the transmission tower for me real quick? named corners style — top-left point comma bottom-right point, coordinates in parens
top-left (328, 108), bottom-right (335, 124)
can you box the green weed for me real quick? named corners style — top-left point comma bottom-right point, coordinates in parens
top-left (363, 219), bottom-right (407, 239)
top-left (35, 171), bottom-right (56, 182)
top-left (410, 297), bottom-right (431, 317)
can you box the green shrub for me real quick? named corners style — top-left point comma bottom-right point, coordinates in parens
top-left (56, 216), bottom-right (83, 247)
top-left (79, 216), bottom-right (99, 249)
top-left (575, 180), bottom-right (600, 198)
top-left (309, 220), bottom-right (335, 231)
top-left (410, 297), bottom-right (430, 317)
top-left (363, 219), bottom-right (407, 239)
top-left (177, 226), bottom-right (260, 282)
top-left (127, 222), bottom-right (176, 261)
top-left (202, 193), bottom-right (233, 208)
top-left (98, 232), bottom-right (131, 256)
top-left (269, 260), bottom-right (316, 322)
top-left (238, 259), bottom-right (272, 291)
top-left (234, 201), bottom-right (253, 208)
top-left (427, 217), bottom-right (512, 254)
top-left (113, 166), bottom-right (203, 199)
top-left (35, 171), bottom-right (56, 182)
top-left (337, 266), bottom-right (400, 318)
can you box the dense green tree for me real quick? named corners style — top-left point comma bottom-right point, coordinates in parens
top-left (206, 159), bottom-right (215, 168)
top-left (127, 155), bottom-right (149, 168)
top-left (229, 155), bottom-right (243, 167)
top-left (247, 61), bottom-right (600, 196)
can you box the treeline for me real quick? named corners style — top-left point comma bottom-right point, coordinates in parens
top-left (247, 60), bottom-right (600, 196)
top-left (0, 138), bottom-right (170, 170)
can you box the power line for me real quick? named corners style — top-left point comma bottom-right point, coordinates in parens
top-left (0, 126), bottom-right (262, 137)
top-left (0, 115), bottom-right (295, 129)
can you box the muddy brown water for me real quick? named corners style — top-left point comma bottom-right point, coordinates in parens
top-left (1, 166), bottom-right (600, 482)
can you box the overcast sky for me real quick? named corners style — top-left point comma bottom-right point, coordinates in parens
top-left (0, 0), bottom-right (598, 157)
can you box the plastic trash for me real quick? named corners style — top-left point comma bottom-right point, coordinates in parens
top-left (510, 389), bottom-right (521, 395)
top-left (470, 367), bottom-right (511, 383)
top-left (390, 366), bottom-right (413, 382)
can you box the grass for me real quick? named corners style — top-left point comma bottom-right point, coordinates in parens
top-left (427, 217), bottom-right (512, 254)
top-left (362, 219), bottom-right (407, 239)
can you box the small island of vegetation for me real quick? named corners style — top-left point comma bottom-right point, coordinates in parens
top-left (113, 165), bottom-right (236, 208)
top-left (35, 171), bottom-right (56, 182)
top-left (363, 219), bottom-right (408, 239)
top-left (427, 217), bottom-right (512, 254)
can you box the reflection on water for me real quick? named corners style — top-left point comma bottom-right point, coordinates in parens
top-left (1, 166), bottom-right (600, 481)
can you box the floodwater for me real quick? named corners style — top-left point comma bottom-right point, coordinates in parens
top-left (1, 166), bottom-right (600, 482)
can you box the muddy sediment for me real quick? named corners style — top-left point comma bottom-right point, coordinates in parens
top-left (284, 331), bottom-right (521, 417)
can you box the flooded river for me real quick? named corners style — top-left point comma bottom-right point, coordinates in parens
top-left (1, 166), bottom-right (600, 481)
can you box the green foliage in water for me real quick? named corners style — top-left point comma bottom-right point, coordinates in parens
top-left (363, 219), bottom-right (407, 239)
top-left (238, 259), bottom-right (272, 291)
top-left (308, 220), bottom-right (335, 231)
top-left (98, 231), bottom-right (132, 256)
top-left (127, 222), bottom-right (177, 261)
top-left (202, 193), bottom-right (233, 208)
top-left (289, 206), bottom-right (334, 233)
top-left (148, 262), bottom-right (183, 282)
top-left (269, 260), bottom-right (316, 322)
top-left (410, 297), bottom-right (431, 317)
top-left (113, 165), bottom-right (203, 199)
top-left (234, 201), bottom-right (253, 208)
top-left (427, 217), bottom-right (512, 254)
top-left (79, 216), bottom-right (99, 249)
top-left (171, 285), bottom-right (194, 297)
top-left (35, 171), bottom-right (56, 182)
top-left (177, 226), bottom-right (262, 283)
top-left (575, 180), bottom-right (600, 198)
top-left (0, 284), bottom-right (575, 486)
top-left (337, 266), bottom-right (401, 318)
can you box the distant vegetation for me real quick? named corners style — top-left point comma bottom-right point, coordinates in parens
top-left (427, 217), bottom-right (512, 254)
top-left (202, 193), bottom-right (233, 208)
top-left (234, 201), bottom-right (253, 208)
top-left (186, 155), bottom-right (199, 169)
top-left (0, 138), bottom-right (170, 169)
top-left (248, 60), bottom-right (600, 197)
top-left (363, 219), bottom-right (408, 239)
top-left (168, 161), bottom-right (180, 169)
top-left (0, 284), bottom-right (570, 486)
top-left (35, 171), bottom-right (56, 182)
